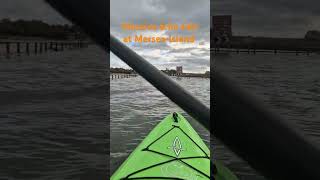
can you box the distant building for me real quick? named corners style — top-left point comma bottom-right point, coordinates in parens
top-left (176, 66), bottom-right (183, 76)
top-left (212, 15), bottom-right (232, 40)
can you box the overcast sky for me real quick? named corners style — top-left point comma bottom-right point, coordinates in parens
top-left (2, 0), bottom-right (314, 71)
top-left (111, 0), bottom-right (210, 73)
top-left (1, 0), bottom-right (210, 73)
top-left (212, 0), bottom-right (320, 38)
top-left (0, 0), bottom-right (69, 24)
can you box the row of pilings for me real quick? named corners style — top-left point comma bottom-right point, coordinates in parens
top-left (166, 74), bottom-right (209, 78)
top-left (110, 73), bottom-right (137, 80)
top-left (0, 40), bottom-right (89, 58)
top-left (211, 47), bottom-right (313, 56)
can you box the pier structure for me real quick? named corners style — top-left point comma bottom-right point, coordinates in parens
top-left (168, 73), bottom-right (209, 78)
top-left (110, 73), bottom-right (138, 80)
top-left (0, 40), bottom-right (90, 58)
top-left (162, 66), bottom-right (209, 79)
top-left (211, 47), bottom-right (314, 55)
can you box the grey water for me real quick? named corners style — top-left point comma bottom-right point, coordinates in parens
top-left (214, 52), bottom-right (320, 179)
top-left (110, 76), bottom-right (210, 174)
top-left (0, 45), bottom-right (107, 179)
top-left (2, 45), bottom-right (318, 180)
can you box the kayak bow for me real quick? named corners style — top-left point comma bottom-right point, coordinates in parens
top-left (111, 112), bottom-right (210, 179)
top-left (111, 112), bottom-right (238, 179)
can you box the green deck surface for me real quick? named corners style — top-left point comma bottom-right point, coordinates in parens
top-left (111, 113), bottom-right (210, 179)
top-left (111, 113), bottom-right (238, 180)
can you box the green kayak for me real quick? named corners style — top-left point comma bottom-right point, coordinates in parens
top-left (111, 112), bottom-right (210, 179)
top-left (111, 112), bottom-right (238, 179)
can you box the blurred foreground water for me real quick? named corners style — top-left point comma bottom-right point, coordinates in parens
top-left (214, 52), bottom-right (320, 179)
top-left (0, 45), bottom-right (108, 179)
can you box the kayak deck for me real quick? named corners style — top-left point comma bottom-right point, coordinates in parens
top-left (111, 112), bottom-right (210, 179)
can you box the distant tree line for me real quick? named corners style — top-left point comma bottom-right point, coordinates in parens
top-left (111, 67), bottom-right (135, 74)
top-left (305, 30), bottom-right (320, 41)
top-left (162, 69), bottom-right (177, 76)
top-left (111, 67), bottom-right (176, 75)
top-left (0, 18), bottom-right (87, 40)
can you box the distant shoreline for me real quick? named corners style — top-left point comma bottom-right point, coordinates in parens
top-left (0, 36), bottom-right (91, 43)
top-left (213, 36), bottom-right (320, 51)
top-left (0, 35), bottom-right (85, 40)
top-left (0, 19), bottom-right (88, 41)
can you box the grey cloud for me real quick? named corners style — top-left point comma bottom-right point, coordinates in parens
top-left (111, 0), bottom-right (210, 73)
top-left (173, 58), bottom-right (210, 66)
top-left (1, 0), bottom-right (210, 72)
top-left (0, 0), bottom-right (69, 24)
top-left (111, 0), bottom-right (210, 40)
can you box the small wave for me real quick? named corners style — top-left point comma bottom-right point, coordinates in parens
top-left (0, 84), bottom-right (108, 106)
top-left (110, 152), bottom-right (128, 158)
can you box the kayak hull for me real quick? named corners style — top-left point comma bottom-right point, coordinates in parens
top-left (111, 113), bottom-right (210, 179)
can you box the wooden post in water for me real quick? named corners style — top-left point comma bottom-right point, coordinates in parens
top-left (45, 42), bottom-right (48, 52)
top-left (61, 42), bottom-right (64, 51)
top-left (26, 42), bottom-right (30, 55)
top-left (55, 42), bottom-right (58, 51)
top-left (39, 42), bottom-right (43, 54)
top-left (34, 42), bottom-right (38, 54)
top-left (17, 42), bottom-right (20, 55)
top-left (6, 42), bottom-right (10, 56)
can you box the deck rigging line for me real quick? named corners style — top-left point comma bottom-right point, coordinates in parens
top-left (121, 125), bottom-right (210, 179)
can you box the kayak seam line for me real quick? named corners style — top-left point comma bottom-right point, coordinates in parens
top-left (142, 125), bottom-right (210, 178)
top-left (145, 149), bottom-right (210, 179)
top-left (178, 159), bottom-right (210, 179)
top-left (125, 176), bottom-right (184, 179)
top-left (177, 126), bottom-right (209, 158)
top-left (145, 125), bottom-right (176, 150)
top-left (146, 149), bottom-right (209, 160)
top-left (122, 120), bottom-right (210, 179)
top-left (123, 156), bottom-right (209, 179)
top-left (122, 157), bottom-right (182, 179)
